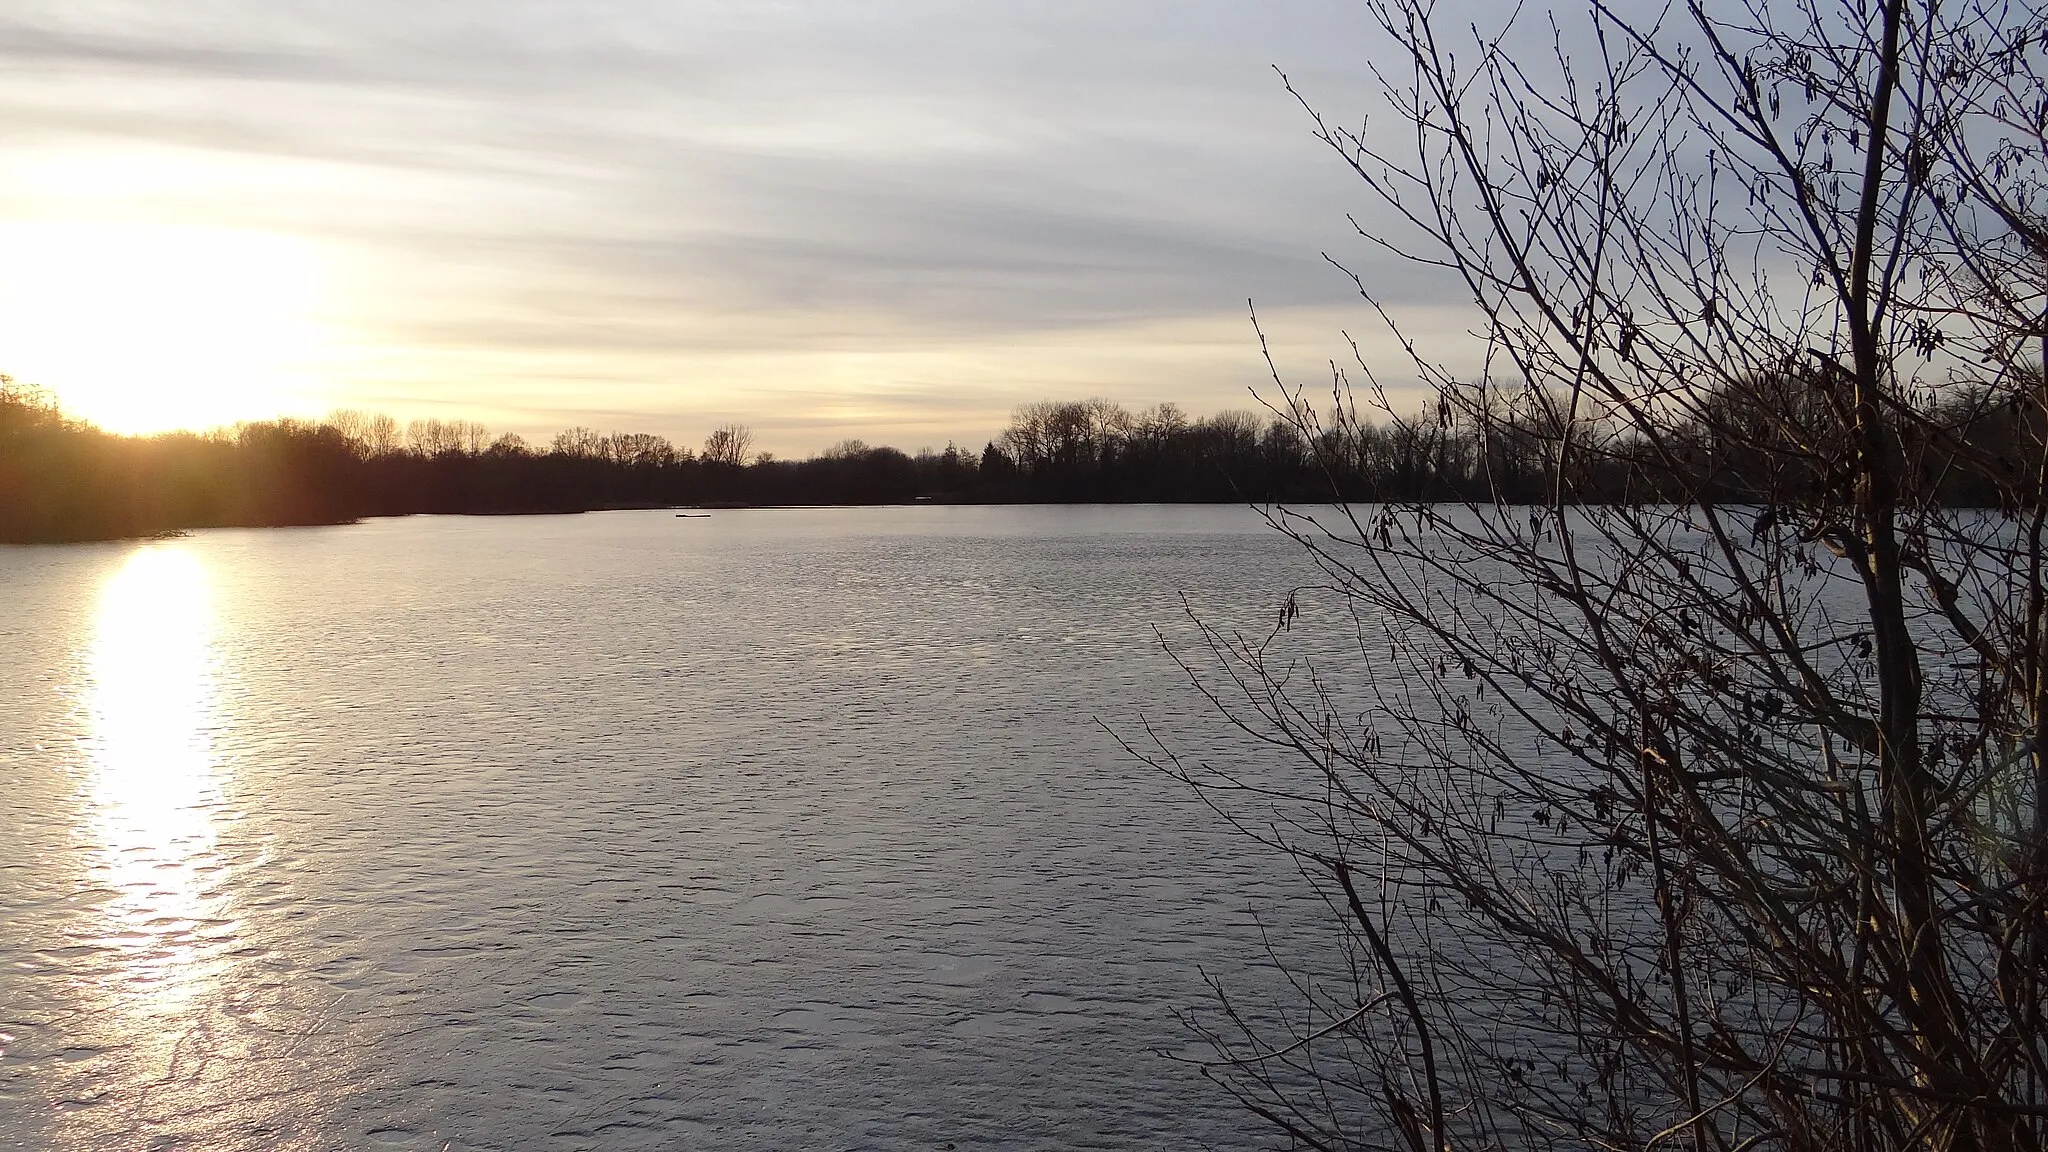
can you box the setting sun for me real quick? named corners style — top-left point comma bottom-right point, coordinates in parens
top-left (0, 220), bottom-right (336, 434)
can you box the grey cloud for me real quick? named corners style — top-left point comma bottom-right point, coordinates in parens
top-left (0, 0), bottom-right (1430, 438)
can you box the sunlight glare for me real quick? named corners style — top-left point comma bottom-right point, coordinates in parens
top-left (83, 545), bottom-right (231, 1012)
top-left (0, 220), bottom-right (336, 434)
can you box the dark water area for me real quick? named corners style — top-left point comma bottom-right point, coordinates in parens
top-left (0, 505), bottom-right (1342, 1151)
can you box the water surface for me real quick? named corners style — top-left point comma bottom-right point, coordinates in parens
top-left (0, 505), bottom-right (1328, 1151)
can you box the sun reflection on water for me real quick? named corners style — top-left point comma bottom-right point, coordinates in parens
top-left (81, 545), bottom-right (233, 1017)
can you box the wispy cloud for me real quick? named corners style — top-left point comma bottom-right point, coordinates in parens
top-left (0, 0), bottom-right (1443, 451)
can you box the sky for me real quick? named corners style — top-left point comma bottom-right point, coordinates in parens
top-left (0, 1), bottom-right (1472, 455)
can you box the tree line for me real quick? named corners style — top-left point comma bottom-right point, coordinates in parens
top-left (3, 375), bottom-right (2039, 543)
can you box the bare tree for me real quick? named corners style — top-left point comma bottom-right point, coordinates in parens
top-left (1136, 402), bottom-right (1191, 445)
top-left (327, 409), bottom-right (401, 457)
top-left (702, 423), bottom-right (755, 468)
top-left (551, 426), bottom-right (607, 459)
top-left (998, 399), bottom-right (1141, 480)
top-left (1151, 2), bottom-right (2048, 1150)
top-left (607, 431), bottom-right (680, 467)
top-left (406, 418), bottom-right (471, 457)
top-left (486, 432), bottom-right (532, 458)
top-left (455, 420), bottom-right (492, 456)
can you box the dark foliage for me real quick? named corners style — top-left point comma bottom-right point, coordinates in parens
top-left (4, 376), bottom-right (2038, 543)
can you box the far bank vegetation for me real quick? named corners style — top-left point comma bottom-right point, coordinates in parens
top-left (0, 374), bottom-right (2036, 543)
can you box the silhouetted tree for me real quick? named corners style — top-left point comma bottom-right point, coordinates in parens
top-left (1147, 2), bottom-right (2048, 1149)
top-left (551, 426), bottom-right (607, 459)
top-left (702, 424), bottom-right (755, 468)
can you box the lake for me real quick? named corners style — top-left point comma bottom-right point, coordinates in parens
top-left (0, 505), bottom-right (1338, 1151)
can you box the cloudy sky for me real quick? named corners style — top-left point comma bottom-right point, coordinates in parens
top-left (0, 1), bottom-right (1465, 454)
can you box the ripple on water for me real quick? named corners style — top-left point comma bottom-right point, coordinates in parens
top-left (0, 506), bottom-right (1349, 1151)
